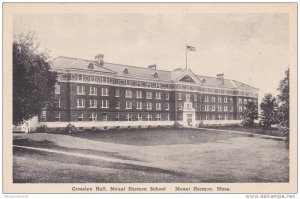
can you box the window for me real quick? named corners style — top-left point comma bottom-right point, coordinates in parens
top-left (218, 114), bottom-right (222, 120)
top-left (54, 99), bottom-right (60, 108)
top-left (136, 102), bottom-right (142, 109)
top-left (224, 97), bottom-right (228, 103)
top-left (146, 92), bottom-right (152, 99)
top-left (224, 114), bottom-right (228, 120)
top-left (55, 83), bottom-right (60, 94)
top-left (136, 90), bottom-right (142, 98)
top-left (166, 93), bottom-right (169, 100)
top-left (211, 96), bottom-right (215, 103)
top-left (218, 97), bottom-right (222, 103)
top-left (212, 114), bottom-right (215, 120)
top-left (137, 113), bottom-right (142, 121)
top-left (230, 97), bottom-right (233, 103)
top-left (156, 92), bottom-right (161, 99)
top-left (218, 105), bottom-right (222, 112)
top-left (205, 105), bottom-right (209, 111)
top-left (77, 99), bottom-right (85, 108)
top-left (205, 96), bottom-right (209, 102)
top-left (167, 114), bottom-right (170, 121)
top-left (78, 74), bottom-right (83, 81)
top-left (101, 100), bottom-right (109, 108)
top-left (178, 104), bottom-right (182, 110)
top-left (244, 99), bottom-right (248, 104)
top-left (146, 102), bottom-right (152, 110)
top-left (239, 98), bottom-right (243, 104)
top-left (147, 114), bottom-right (152, 121)
top-left (115, 113), bottom-right (120, 121)
top-left (205, 114), bottom-right (209, 120)
top-left (89, 113), bottom-right (97, 121)
top-left (115, 101), bottom-right (120, 109)
top-left (239, 106), bottom-right (243, 112)
top-left (54, 113), bottom-right (60, 122)
top-left (253, 99), bottom-right (257, 104)
top-left (224, 106), bottom-right (228, 112)
top-left (187, 103), bottom-right (192, 110)
top-left (115, 89), bottom-right (120, 97)
top-left (194, 94), bottom-right (197, 101)
top-left (102, 113), bottom-right (108, 121)
top-left (230, 106), bottom-right (233, 112)
top-left (41, 110), bottom-right (46, 122)
top-left (211, 105), bottom-right (215, 111)
top-left (178, 93), bottom-right (182, 100)
top-left (186, 94), bottom-right (191, 101)
top-left (125, 90), bottom-right (132, 98)
top-left (89, 100), bottom-right (97, 108)
top-left (76, 86), bottom-right (85, 95)
top-left (126, 113), bottom-right (132, 121)
top-left (156, 103), bottom-right (161, 110)
top-left (78, 113), bottom-right (83, 121)
top-left (126, 101), bottom-right (133, 109)
top-left (166, 103), bottom-right (169, 110)
top-left (89, 87), bottom-right (97, 95)
top-left (156, 114), bottom-right (161, 121)
top-left (85, 76), bottom-right (90, 81)
top-left (101, 88), bottom-right (109, 96)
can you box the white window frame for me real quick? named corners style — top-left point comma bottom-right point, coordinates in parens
top-left (89, 100), bottom-right (97, 108)
top-left (78, 113), bottom-right (83, 121)
top-left (205, 105), bottom-right (209, 111)
top-left (218, 97), bottom-right (222, 103)
top-left (205, 96), bottom-right (209, 102)
top-left (166, 93), bottom-right (169, 100)
top-left (146, 114), bottom-right (152, 121)
top-left (77, 99), bottom-right (85, 108)
top-left (156, 114), bottom-right (161, 121)
top-left (156, 92), bottom-right (161, 99)
top-left (156, 103), bottom-right (161, 110)
top-left (115, 89), bottom-right (120, 97)
top-left (89, 113), bottom-right (97, 121)
top-left (101, 100), bottom-right (109, 108)
top-left (224, 97), bottom-right (228, 103)
top-left (115, 101), bottom-right (120, 109)
top-left (244, 99), bottom-right (248, 104)
top-left (126, 113), bottom-right (133, 121)
top-left (211, 105), bottom-right (215, 111)
top-left (125, 90), bottom-right (132, 98)
top-left (126, 101), bottom-right (133, 109)
top-left (101, 87), bottom-right (109, 96)
top-left (146, 92), bottom-right (152, 99)
top-left (55, 83), bottom-right (60, 94)
top-left (166, 103), bottom-right (169, 110)
top-left (137, 113), bottom-right (142, 121)
top-left (178, 93), bottom-right (182, 100)
top-left (89, 87), bottom-right (97, 96)
top-left (76, 86), bottom-right (85, 95)
top-left (178, 104), bottom-right (182, 110)
top-left (136, 90), bottom-right (142, 98)
top-left (218, 105), bottom-right (222, 112)
top-left (136, 102), bottom-right (142, 109)
top-left (146, 102), bottom-right (152, 110)
top-left (186, 94), bottom-right (191, 101)
top-left (54, 113), bottom-right (61, 122)
top-left (102, 113), bottom-right (108, 121)
top-left (224, 105), bottom-right (228, 112)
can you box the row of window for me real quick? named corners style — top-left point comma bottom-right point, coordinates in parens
top-left (76, 99), bottom-right (170, 110)
top-left (59, 73), bottom-right (257, 97)
top-left (52, 113), bottom-right (169, 122)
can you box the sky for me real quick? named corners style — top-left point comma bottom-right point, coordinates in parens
top-left (13, 13), bottom-right (290, 101)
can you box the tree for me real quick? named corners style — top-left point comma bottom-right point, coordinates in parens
top-left (260, 93), bottom-right (278, 133)
top-left (241, 101), bottom-right (258, 128)
top-left (13, 32), bottom-right (57, 125)
top-left (277, 68), bottom-right (289, 141)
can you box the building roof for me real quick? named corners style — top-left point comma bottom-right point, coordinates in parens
top-left (51, 56), bottom-right (258, 91)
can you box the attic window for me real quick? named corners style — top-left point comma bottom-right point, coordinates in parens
top-left (123, 68), bottom-right (129, 74)
top-left (88, 63), bottom-right (94, 69)
top-left (201, 79), bottom-right (206, 84)
top-left (153, 72), bottom-right (158, 78)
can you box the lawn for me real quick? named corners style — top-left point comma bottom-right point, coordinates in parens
top-left (13, 128), bottom-right (289, 183)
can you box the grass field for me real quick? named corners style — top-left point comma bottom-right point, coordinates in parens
top-left (13, 128), bottom-right (289, 183)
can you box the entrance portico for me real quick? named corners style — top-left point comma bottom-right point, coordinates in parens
top-left (182, 99), bottom-right (196, 127)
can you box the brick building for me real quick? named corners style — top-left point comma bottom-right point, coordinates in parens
top-left (40, 54), bottom-right (258, 128)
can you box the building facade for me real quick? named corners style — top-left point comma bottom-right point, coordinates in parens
top-left (40, 54), bottom-right (258, 128)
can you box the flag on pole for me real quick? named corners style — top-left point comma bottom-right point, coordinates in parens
top-left (186, 45), bottom-right (196, 51)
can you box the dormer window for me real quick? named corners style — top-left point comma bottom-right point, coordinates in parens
top-left (88, 63), bottom-right (94, 69)
top-left (153, 72), bottom-right (158, 78)
top-left (123, 68), bottom-right (129, 74)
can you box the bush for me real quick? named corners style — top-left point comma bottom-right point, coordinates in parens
top-left (36, 124), bottom-right (49, 133)
top-left (65, 124), bottom-right (76, 134)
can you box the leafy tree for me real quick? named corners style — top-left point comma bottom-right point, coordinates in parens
top-left (241, 101), bottom-right (258, 128)
top-left (13, 32), bottom-right (57, 125)
top-left (260, 93), bottom-right (278, 133)
top-left (277, 68), bottom-right (289, 141)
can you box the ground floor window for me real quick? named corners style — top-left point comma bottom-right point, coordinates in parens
top-left (137, 113), bottom-right (142, 121)
top-left (115, 113), bottom-right (120, 121)
top-left (78, 113), bottom-right (83, 121)
top-left (126, 113), bottom-right (132, 121)
top-left (102, 113), bottom-right (108, 121)
top-left (54, 113), bottom-right (60, 122)
top-left (147, 114), bottom-right (152, 121)
top-left (89, 113), bottom-right (97, 121)
top-left (156, 114), bottom-right (161, 121)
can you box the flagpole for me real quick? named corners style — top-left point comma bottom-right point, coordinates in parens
top-left (185, 45), bottom-right (187, 69)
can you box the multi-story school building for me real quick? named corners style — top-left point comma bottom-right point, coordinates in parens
top-left (39, 54), bottom-right (258, 128)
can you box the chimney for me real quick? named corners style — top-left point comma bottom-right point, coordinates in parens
top-left (216, 73), bottom-right (224, 84)
top-left (95, 54), bottom-right (104, 66)
top-left (148, 64), bottom-right (157, 70)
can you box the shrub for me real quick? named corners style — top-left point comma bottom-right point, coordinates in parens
top-left (36, 124), bottom-right (49, 133)
top-left (65, 124), bottom-right (76, 134)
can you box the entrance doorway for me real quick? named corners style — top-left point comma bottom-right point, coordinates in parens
top-left (187, 114), bottom-right (193, 126)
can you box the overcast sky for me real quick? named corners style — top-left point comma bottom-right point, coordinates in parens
top-left (13, 13), bottom-right (290, 101)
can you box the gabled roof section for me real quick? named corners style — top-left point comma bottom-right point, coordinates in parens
top-left (51, 56), bottom-right (116, 74)
top-left (173, 69), bottom-right (201, 84)
top-left (195, 75), bottom-right (237, 89)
